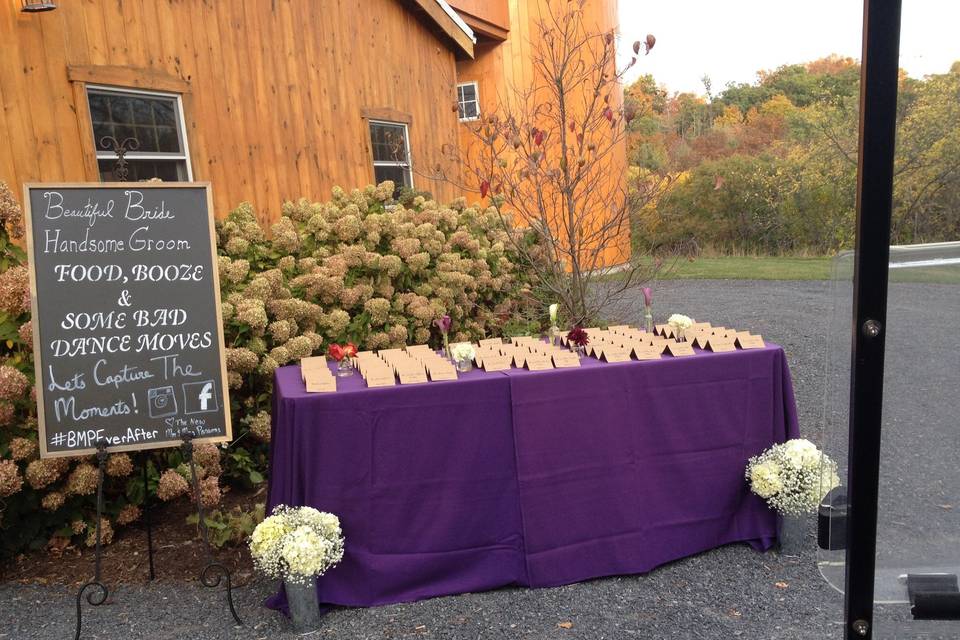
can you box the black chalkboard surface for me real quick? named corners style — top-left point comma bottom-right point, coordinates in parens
top-left (24, 184), bottom-right (231, 457)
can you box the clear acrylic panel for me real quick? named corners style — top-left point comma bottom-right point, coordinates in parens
top-left (819, 241), bottom-right (960, 635)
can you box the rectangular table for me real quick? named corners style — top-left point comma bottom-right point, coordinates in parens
top-left (266, 344), bottom-right (799, 609)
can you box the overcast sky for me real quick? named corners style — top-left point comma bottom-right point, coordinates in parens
top-left (618, 1), bottom-right (960, 95)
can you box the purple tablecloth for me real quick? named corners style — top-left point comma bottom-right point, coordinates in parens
top-left (266, 344), bottom-right (799, 609)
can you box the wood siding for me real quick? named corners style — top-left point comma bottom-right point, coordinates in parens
top-left (0, 0), bottom-right (464, 224)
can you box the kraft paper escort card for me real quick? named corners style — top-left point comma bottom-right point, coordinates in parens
top-left (511, 336), bottom-right (536, 346)
top-left (305, 375), bottom-right (336, 393)
top-left (525, 354), bottom-right (554, 370)
top-left (427, 363), bottom-right (458, 381)
top-left (479, 338), bottom-right (504, 347)
top-left (631, 345), bottom-right (663, 360)
top-left (552, 352), bottom-right (581, 368)
top-left (511, 351), bottom-right (528, 368)
top-left (666, 342), bottom-right (695, 357)
top-left (365, 368), bottom-right (397, 387)
top-left (482, 354), bottom-right (512, 371)
top-left (690, 333), bottom-right (712, 349)
top-left (706, 337), bottom-right (737, 352)
top-left (405, 344), bottom-right (432, 354)
top-left (608, 325), bottom-right (630, 332)
top-left (397, 368), bottom-right (428, 384)
top-left (602, 347), bottom-right (632, 363)
top-left (690, 322), bottom-right (712, 331)
top-left (736, 334), bottom-right (766, 349)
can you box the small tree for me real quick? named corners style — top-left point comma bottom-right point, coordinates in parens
top-left (436, 0), bottom-right (668, 325)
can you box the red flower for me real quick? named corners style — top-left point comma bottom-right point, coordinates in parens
top-left (343, 342), bottom-right (358, 358)
top-left (567, 326), bottom-right (590, 347)
top-left (328, 344), bottom-right (345, 362)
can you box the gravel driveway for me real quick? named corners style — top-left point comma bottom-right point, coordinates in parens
top-left (2, 279), bottom-right (956, 640)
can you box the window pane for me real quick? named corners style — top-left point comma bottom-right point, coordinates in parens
top-left (457, 84), bottom-right (479, 120)
top-left (373, 165), bottom-right (410, 195)
top-left (370, 123), bottom-right (407, 162)
top-left (98, 158), bottom-right (186, 182)
top-left (88, 90), bottom-right (183, 155)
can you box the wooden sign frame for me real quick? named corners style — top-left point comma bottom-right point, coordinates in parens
top-left (24, 183), bottom-right (232, 458)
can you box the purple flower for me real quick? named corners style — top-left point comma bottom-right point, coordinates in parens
top-left (642, 287), bottom-right (653, 307)
top-left (434, 315), bottom-right (452, 334)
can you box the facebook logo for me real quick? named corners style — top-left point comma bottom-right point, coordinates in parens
top-left (182, 380), bottom-right (218, 415)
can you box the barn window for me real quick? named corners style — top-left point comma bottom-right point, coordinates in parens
top-left (87, 86), bottom-right (192, 182)
top-left (369, 121), bottom-right (413, 194)
top-left (457, 82), bottom-right (480, 121)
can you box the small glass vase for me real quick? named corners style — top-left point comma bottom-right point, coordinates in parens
top-left (284, 578), bottom-right (321, 631)
top-left (443, 335), bottom-right (451, 360)
top-left (455, 358), bottom-right (473, 373)
top-left (675, 328), bottom-right (686, 343)
top-left (549, 325), bottom-right (560, 346)
top-left (336, 358), bottom-right (354, 377)
top-left (644, 308), bottom-right (654, 334)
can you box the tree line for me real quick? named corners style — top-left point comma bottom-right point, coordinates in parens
top-left (627, 56), bottom-right (960, 255)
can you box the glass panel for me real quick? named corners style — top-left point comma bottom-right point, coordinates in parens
top-left (98, 158), bottom-right (186, 182)
top-left (370, 123), bottom-right (407, 163)
top-left (820, 242), bottom-right (960, 636)
top-left (373, 165), bottom-right (410, 196)
top-left (88, 90), bottom-right (182, 154)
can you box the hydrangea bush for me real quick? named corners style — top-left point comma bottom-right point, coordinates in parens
top-left (0, 180), bottom-right (536, 557)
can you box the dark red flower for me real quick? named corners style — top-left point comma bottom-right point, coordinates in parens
top-left (567, 326), bottom-right (590, 347)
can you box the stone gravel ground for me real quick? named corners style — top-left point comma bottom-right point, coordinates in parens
top-left (2, 278), bottom-right (957, 640)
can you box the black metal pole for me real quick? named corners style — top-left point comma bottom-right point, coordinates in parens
top-left (140, 451), bottom-right (156, 581)
top-left (181, 433), bottom-right (243, 626)
top-left (74, 440), bottom-right (110, 640)
top-left (844, 1), bottom-right (903, 638)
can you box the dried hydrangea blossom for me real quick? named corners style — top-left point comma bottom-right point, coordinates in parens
top-left (105, 453), bottom-right (134, 478)
top-left (246, 411), bottom-right (272, 442)
top-left (0, 459), bottom-right (23, 498)
top-left (66, 463), bottom-right (99, 496)
top-left (9, 437), bottom-right (37, 462)
top-left (25, 458), bottom-right (62, 490)
top-left (116, 505), bottom-right (141, 526)
top-left (156, 469), bottom-right (189, 501)
top-left (85, 518), bottom-right (114, 547)
top-left (0, 366), bottom-right (29, 402)
top-left (41, 491), bottom-right (65, 511)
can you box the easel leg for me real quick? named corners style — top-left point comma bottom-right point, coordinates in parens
top-left (74, 440), bottom-right (110, 640)
top-left (140, 452), bottom-right (156, 581)
top-left (181, 433), bottom-right (243, 626)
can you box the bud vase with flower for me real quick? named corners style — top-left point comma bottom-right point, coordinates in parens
top-left (328, 343), bottom-right (357, 377)
top-left (566, 326), bottom-right (589, 357)
top-left (434, 315), bottom-right (452, 359)
top-left (642, 287), bottom-right (654, 334)
top-left (548, 303), bottom-right (560, 346)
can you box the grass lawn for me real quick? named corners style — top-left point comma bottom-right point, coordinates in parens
top-left (657, 256), bottom-right (832, 280)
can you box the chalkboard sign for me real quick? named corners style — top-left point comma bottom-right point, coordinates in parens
top-left (24, 183), bottom-right (232, 457)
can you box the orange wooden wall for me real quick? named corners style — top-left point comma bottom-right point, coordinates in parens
top-left (0, 0), bottom-right (463, 225)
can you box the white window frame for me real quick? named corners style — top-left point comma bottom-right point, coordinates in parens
top-left (87, 84), bottom-right (194, 181)
top-left (457, 81), bottom-right (480, 122)
top-left (369, 119), bottom-right (414, 189)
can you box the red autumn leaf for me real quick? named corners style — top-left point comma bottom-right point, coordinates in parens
top-left (577, 133), bottom-right (584, 145)
top-left (529, 126), bottom-right (539, 140)
top-left (604, 107), bottom-right (614, 122)
top-left (569, 120), bottom-right (576, 132)
top-left (645, 34), bottom-right (656, 54)
top-left (534, 130), bottom-right (545, 146)
top-left (480, 179), bottom-right (490, 198)
top-left (633, 40), bottom-right (641, 55)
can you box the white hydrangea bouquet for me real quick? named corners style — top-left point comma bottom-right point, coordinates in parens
top-left (667, 313), bottom-right (694, 341)
top-left (745, 439), bottom-right (841, 516)
top-left (249, 505), bottom-right (345, 585)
